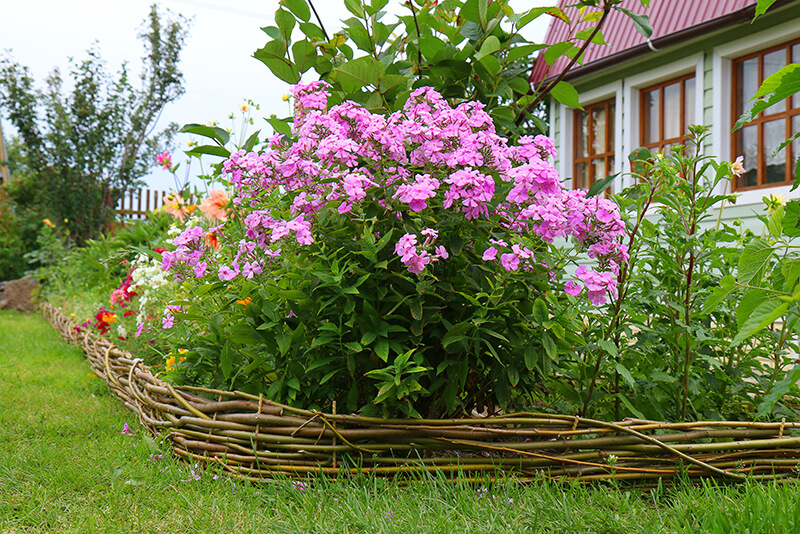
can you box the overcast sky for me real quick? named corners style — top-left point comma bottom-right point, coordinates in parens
top-left (0, 0), bottom-right (554, 191)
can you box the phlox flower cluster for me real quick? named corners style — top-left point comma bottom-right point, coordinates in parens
top-left (162, 83), bottom-right (626, 305)
top-left (394, 229), bottom-right (449, 274)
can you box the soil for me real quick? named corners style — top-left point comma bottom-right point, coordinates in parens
top-left (0, 276), bottom-right (38, 311)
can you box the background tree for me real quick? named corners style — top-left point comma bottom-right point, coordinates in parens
top-left (0, 4), bottom-right (188, 246)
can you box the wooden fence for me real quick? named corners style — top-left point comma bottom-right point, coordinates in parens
top-left (115, 188), bottom-right (171, 220)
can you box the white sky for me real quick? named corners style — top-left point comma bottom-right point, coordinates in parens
top-left (0, 0), bottom-right (554, 190)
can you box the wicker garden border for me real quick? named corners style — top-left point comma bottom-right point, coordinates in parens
top-left (43, 303), bottom-right (800, 484)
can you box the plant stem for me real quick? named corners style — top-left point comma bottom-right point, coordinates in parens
top-left (515, 0), bottom-right (613, 126)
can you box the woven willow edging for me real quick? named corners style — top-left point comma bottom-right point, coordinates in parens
top-left (44, 303), bottom-right (800, 484)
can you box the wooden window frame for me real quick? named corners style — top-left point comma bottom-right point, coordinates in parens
top-left (573, 98), bottom-right (615, 190)
top-left (731, 37), bottom-right (800, 191)
top-left (639, 72), bottom-right (695, 153)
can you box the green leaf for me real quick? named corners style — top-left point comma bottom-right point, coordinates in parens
top-left (185, 145), bottom-right (231, 159)
top-left (734, 65), bottom-right (800, 130)
top-left (701, 274), bottom-right (736, 314)
top-left (524, 345), bottom-right (537, 371)
top-left (360, 330), bottom-right (378, 346)
top-left (575, 27), bottom-right (606, 45)
top-left (292, 40), bottom-right (317, 73)
top-left (618, 395), bottom-right (646, 419)
top-left (375, 338), bottom-right (390, 362)
top-left (614, 7), bottom-right (653, 39)
top-left (299, 22), bottom-right (326, 40)
top-left (757, 364), bottom-right (800, 417)
top-left (442, 322), bottom-right (471, 349)
top-left (738, 238), bottom-right (774, 286)
top-left (532, 298), bottom-right (548, 325)
top-left (281, 0), bottom-right (310, 22)
top-left (275, 8), bottom-right (296, 42)
top-left (266, 117), bottom-right (293, 136)
top-left (732, 299), bottom-right (790, 346)
top-left (254, 40), bottom-right (300, 84)
top-left (753, 0), bottom-right (779, 20)
top-left (587, 173), bottom-right (619, 197)
top-left (410, 299), bottom-right (422, 321)
top-left (542, 332), bottom-right (557, 360)
top-left (476, 35), bottom-right (501, 59)
top-left (344, 0), bottom-right (365, 17)
top-left (507, 365), bottom-right (520, 387)
top-left (276, 333), bottom-right (291, 356)
top-left (544, 42), bottom-right (574, 66)
top-left (549, 81), bottom-right (582, 110)
top-left (332, 56), bottom-right (383, 93)
top-left (614, 363), bottom-right (636, 388)
top-left (180, 123), bottom-right (230, 145)
top-left (597, 339), bottom-right (618, 357)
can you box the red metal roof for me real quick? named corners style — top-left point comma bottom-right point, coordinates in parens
top-left (530, 0), bottom-right (756, 83)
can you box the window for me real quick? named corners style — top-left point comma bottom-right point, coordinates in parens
top-left (573, 98), bottom-right (615, 189)
top-left (732, 38), bottom-right (800, 190)
top-left (640, 73), bottom-right (696, 153)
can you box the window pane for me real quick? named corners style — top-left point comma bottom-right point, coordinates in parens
top-left (609, 102), bottom-right (615, 152)
top-left (763, 49), bottom-right (787, 114)
top-left (592, 159), bottom-right (605, 185)
top-left (574, 161), bottom-right (588, 189)
top-left (684, 77), bottom-right (696, 131)
top-left (577, 111), bottom-right (588, 158)
top-left (737, 124), bottom-right (758, 188)
top-left (736, 58), bottom-right (759, 115)
top-left (643, 89), bottom-right (659, 145)
top-left (592, 106), bottom-right (606, 154)
top-left (765, 119), bottom-right (786, 184)
top-left (664, 82), bottom-right (681, 140)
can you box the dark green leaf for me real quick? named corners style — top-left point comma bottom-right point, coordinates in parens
top-left (180, 123), bottom-right (230, 145)
top-left (614, 7), bottom-right (653, 39)
top-left (266, 117), bottom-right (293, 136)
top-left (185, 145), bottom-right (231, 159)
top-left (532, 298), bottom-right (548, 325)
top-left (275, 8), bottom-right (296, 42)
top-left (375, 338), bottom-right (390, 361)
top-left (292, 40), bottom-right (317, 73)
top-left (281, 0), bottom-right (310, 22)
top-left (732, 299), bottom-right (789, 346)
top-left (254, 40), bottom-right (300, 84)
top-left (738, 237), bottom-right (774, 286)
top-left (332, 56), bottom-right (383, 93)
top-left (587, 173), bottom-right (619, 197)
top-left (549, 81), bottom-right (582, 110)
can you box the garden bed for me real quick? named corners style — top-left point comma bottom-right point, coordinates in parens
top-left (43, 302), bottom-right (800, 483)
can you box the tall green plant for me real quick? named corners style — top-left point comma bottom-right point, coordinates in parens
top-left (254, 0), bottom-right (651, 138)
top-left (0, 4), bottom-right (188, 246)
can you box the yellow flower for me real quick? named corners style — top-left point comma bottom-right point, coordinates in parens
top-left (236, 296), bottom-right (252, 307)
top-left (165, 354), bottom-right (176, 370)
top-left (101, 313), bottom-right (117, 324)
top-left (42, 218), bottom-right (55, 228)
top-left (241, 104), bottom-right (250, 112)
top-left (282, 94), bottom-right (290, 102)
top-left (70, 313), bottom-right (76, 317)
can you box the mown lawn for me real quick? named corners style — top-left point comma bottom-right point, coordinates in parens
top-left (2, 309), bottom-right (800, 533)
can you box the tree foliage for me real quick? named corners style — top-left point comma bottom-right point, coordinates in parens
top-left (0, 4), bottom-right (189, 246)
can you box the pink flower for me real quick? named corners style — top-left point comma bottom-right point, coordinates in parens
top-left (121, 423), bottom-right (134, 435)
top-left (156, 152), bottom-right (173, 171)
top-left (199, 189), bottom-right (230, 222)
top-left (564, 280), bottom-right (582, 296)
top-left (500, 253), bottom-right (520, 271)
top-left (731, 155), bottom-right (745, 178)
top-left (482, 247), bottom-right (498, 261)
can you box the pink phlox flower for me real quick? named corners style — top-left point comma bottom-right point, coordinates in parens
top-left (574, 266), bottom-right (617, 306)
top-left (564, 280), bottom-right (582, 296)
top-left (434, 245), bottom-right (449, 260)
top-left (218, 265), bottom-right (238, 281)
top-left (500, 253), bottom-right (520, 271)
top-left (421, 227), bottom-right (438, 245)
top-left (394, 174), bottom-right (439, 212)
top-left (122, 423), bottom-right (134, 435)
top-left (482, 247), bottom-right (498, 261)
top-left (162, 312), bottom-right (175, 330)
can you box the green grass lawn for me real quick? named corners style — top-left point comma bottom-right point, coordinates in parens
top-left (2, 309), bottom-right (800, 533)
